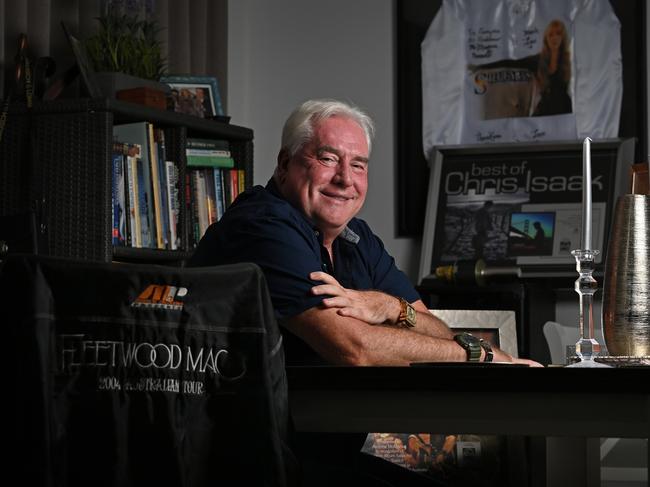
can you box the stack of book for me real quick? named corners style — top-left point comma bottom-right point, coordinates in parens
top-left (111, 122), bottom-right (181, 250)
top-left (185, 137), bottom-right (245, 247)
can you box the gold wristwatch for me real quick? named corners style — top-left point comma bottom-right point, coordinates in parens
top-left (397, 298), bottom-right (417, 328)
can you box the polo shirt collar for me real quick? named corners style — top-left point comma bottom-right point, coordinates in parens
top-left (340, 226), bottom-right (360, 244)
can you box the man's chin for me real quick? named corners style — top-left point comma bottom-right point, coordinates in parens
top-left (314, 216), bottom-right (352, 234)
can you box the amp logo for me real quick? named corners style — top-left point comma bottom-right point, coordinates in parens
top-left (131, 284), bottom-right (188, 310)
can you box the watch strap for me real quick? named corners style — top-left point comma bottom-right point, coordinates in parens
top-left (479, 339), bottom-right (494, 362)
top-left (454, 332), bottom-right (482, 362)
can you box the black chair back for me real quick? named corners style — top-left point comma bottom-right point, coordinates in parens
top-left (2, 255), bottom-right (297, 487)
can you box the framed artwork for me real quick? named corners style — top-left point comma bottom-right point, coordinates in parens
top-left (396, 0), bottom-right (647, 237)
top-left (160, 75), bottom-right (224, 118)
top-left (429, 309), bottom-right (518, 357)
top-left (417, 138), bottom-right (635, 283)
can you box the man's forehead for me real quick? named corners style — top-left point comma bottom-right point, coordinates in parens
top-left (311, 118), bottom-right (368, 154)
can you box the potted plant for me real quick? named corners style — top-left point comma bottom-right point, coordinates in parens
top-left (84, 8), bottom-right (169, 97)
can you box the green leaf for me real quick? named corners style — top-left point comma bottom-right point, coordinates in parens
top-left (83, 9), bottom-right (167, 80)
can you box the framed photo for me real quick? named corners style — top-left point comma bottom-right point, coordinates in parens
top-left (160, 75), bottom-right (224, 118)
top-left (429, 309), bottom-right (518, 357)
top-left (417, 138), bottom-right (635, 283)
top-left (396, 1), bottom-right (647, 237)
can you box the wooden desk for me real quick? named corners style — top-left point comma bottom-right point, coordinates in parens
top-left (287, 365), bottom-right (649, 487)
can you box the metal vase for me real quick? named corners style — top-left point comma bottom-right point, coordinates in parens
top-left (602, 195), bottom-right (650, 356)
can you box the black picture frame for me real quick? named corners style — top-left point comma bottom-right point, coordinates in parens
top-left (417, 138), bottom-right (635, 283)
top-left (159, 75), bottom-right (225, 118)
top-left (396, 0), bottom-right (648, 237)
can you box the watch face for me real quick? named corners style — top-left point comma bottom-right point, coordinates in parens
top-left (406, 304), bottom-right (417, 324)
top-left (454, 333), bottom-right (482, 361)
top-left (398, 299), bottom-right (416, 327)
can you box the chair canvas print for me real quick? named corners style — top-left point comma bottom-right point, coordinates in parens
top-left (2, 255), bottom-right (297, 487)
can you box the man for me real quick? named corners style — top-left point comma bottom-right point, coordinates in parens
top-left (190, 98), bottom-right (539, 368)
top-left (191, 99), bottom-right (541, 486)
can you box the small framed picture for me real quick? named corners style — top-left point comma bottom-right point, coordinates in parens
top-left (429, 309), bottom-right (518, 357)
top-left (160, 75), bottom-right (224, 118)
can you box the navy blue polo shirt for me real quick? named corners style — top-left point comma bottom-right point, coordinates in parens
top-left (189, 179), bottom-right (420, 363)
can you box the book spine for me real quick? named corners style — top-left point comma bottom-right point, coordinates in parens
top-left (229, 169), bottom-right (238, 204)
top-left (155, 128), bottom-right (170, 249)
top-left (122, 152), bottom-right (132, 247)
top-left (147, 123), bottom-right (164, 249)
top-left (136, 156), bottom-right (152, 248)
top-left (203, 167), bottom-right (217, 226)
top-left (165, 160), bottom-right (180, 250)
top-left (186, 138), bottom-right (230, 150)
top-left (238, 169), bottom-right (245, 194)
top-left (186, 154), bottom-right (235, 168)
top-left (214, 168), bottom-right (225, 221)
top-left (111, 150), bottom-right (128, 246)
top-left (186, 148), bottom-right (231, 157)
top-left (221, 167), bottom-right (231, 210)
top-left (126, 153), bottom-right (141, 248)
top-left (194, 170), bottom-right (209, 239)
top-left (186, 173), bottom-right (196, 248)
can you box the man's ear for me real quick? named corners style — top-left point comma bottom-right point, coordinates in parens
top-left (277, 149), bottom-right (290, 177)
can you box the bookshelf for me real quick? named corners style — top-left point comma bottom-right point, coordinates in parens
top-left (0, 97), bottom-right (253, 264)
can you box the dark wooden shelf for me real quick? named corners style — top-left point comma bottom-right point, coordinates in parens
top-left (1, 97), bottom-right (254, 264)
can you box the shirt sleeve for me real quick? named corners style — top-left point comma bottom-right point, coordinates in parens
top-left (353, 219), bottom-right (421, 304)
top-left (192, 209), bottom-right (325, 320)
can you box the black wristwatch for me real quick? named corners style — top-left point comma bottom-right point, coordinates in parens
top-left (453, 332), bottom-right (493, 362)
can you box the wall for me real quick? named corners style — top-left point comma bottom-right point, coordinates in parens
top-left (228, 1), bottom-right (648, 338)
top-left (227, 0), bottom-right (421, 280)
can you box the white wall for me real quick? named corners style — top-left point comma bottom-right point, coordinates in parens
top-left (227, 0), bottom-right (421, 280)
top-left (227, 1), bottom-right (650, 325)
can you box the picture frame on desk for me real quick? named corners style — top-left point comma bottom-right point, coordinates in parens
top-left (160, 75), bottom-right (224, 118)
top-left (430, 309), bottom-right (518, 357)
top-left (417, 139), bottom-right (635, 283)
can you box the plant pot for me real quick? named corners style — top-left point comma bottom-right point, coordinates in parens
top-left (94, 72), bottom-right (170, 99)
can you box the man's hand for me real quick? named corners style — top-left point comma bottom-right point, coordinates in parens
top-left (492, 347), bottom-right (543, 367)
top-left (310, 271), bottom-right (399, 325)
top-left (512, 357), bottom-right (544, 367)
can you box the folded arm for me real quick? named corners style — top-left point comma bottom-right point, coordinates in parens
top-left (281, 306), bottom-right (465, 366)
top-left (289, 271), bottom-right (542, 366)
top-left (310, 271), bottom-right (453, 339)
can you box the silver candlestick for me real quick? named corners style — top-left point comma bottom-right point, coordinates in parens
top-left (567, 249), bottom-right (610, 367)
top-left (567, 137), bottom-right (610, 368)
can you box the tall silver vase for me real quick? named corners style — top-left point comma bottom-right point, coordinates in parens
top-left (602, 195), bottom-right (650, 356)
